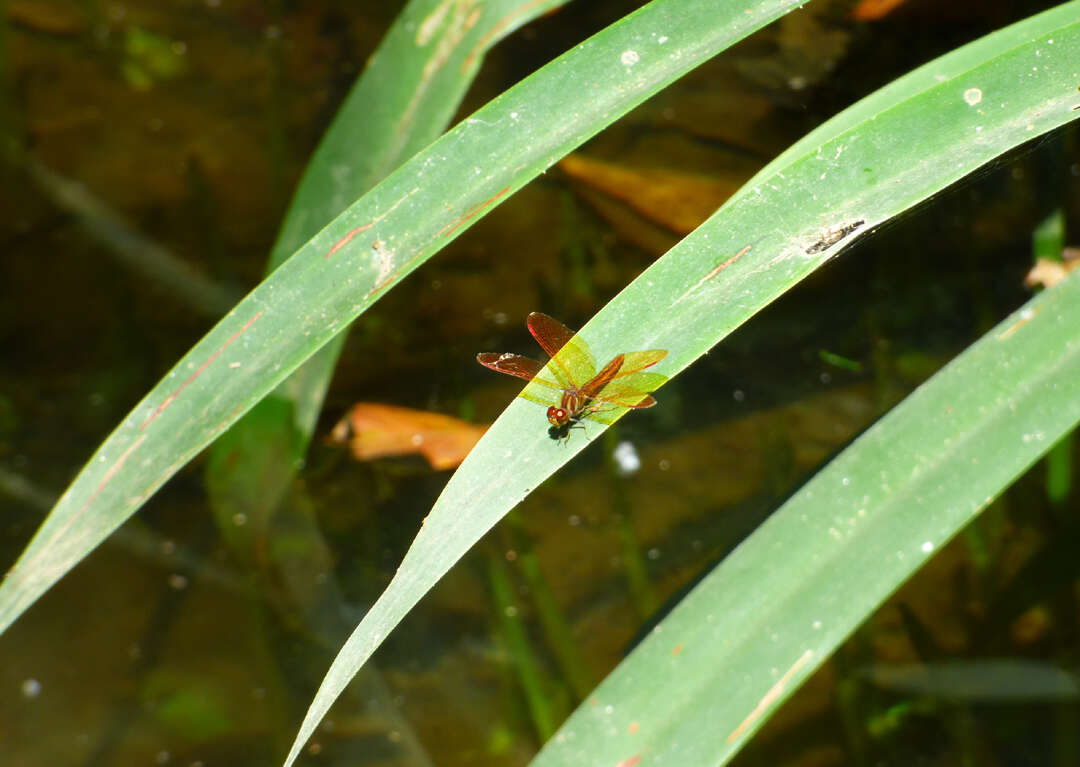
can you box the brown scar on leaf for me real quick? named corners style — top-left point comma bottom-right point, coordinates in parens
top-left (462, 0), bottom-right (551, 73)
top-left (805, 219), bottom-right (865, 254)
top-left (325, 224), bottom-right (372, 259)
top-left (727, 649), bottom-right (814, 744)
top-left (140, 311), bottom-right (263, 430)
top-left (997, 307), bottom-right (1040, 340)
top-left (324, 189), bottom-right (418, 259)
top-left (702, 244), bottom-right (751, 283)
top-left (465, 6), bottom-right (482, 31)
top-left (674, 244), bottom-right (751, 304)
top-left (79, 434), bottom-right (147, 512)
top-left (414, 0), bottom-right (450, 45)
top-left (439, 186), bottom-right (511, 237)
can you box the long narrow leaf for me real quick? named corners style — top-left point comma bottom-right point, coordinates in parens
top-left (262, 0), bottom-right (571, 437)
top-left (205, 0), bottom-right (570, 549)
top-left (531, 269), bottom-right (1080, 767)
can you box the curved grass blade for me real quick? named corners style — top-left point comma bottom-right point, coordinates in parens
top-left (289, 3), bottom-right (1080, 764)
top-left (205, 0), bottom-right (571, 552)
top-left (530, 269), bottom-right (1080, 767)
top-left (261, 0), bottom-right (572, 434)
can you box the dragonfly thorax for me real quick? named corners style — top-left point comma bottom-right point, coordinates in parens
top-left (549, 388), bottom-right (588, 427)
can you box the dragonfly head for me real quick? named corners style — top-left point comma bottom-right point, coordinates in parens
top-left (546, 406), bottom-right (569, 427)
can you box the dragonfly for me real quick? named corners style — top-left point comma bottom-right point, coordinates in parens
top-left (477, 312), bottom-right (668, 437)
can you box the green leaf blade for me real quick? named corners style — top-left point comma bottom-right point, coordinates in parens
top-left (209, 0), bottom-right (573, 548)
top-left (532, 270), bottom-right (1080, 767)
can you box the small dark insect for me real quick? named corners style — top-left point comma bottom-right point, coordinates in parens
top-left (806, 219), bottom-right (866, 254)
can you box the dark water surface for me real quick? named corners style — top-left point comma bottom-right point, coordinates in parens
top-left (2, 1), bottom-right (1078, 765)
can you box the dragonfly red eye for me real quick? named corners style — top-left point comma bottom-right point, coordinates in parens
top-left (547, 406), bottom-right (568, 427)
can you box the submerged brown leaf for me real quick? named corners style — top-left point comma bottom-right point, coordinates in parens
top-left (327, 403), bottom-right (488, 470)
top-left (851, 0), bottom-right (911, 21)
top-left (559, 153), bottom-right (740, 235)
top-left (1025, 253), bottom-right (1080, 290)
